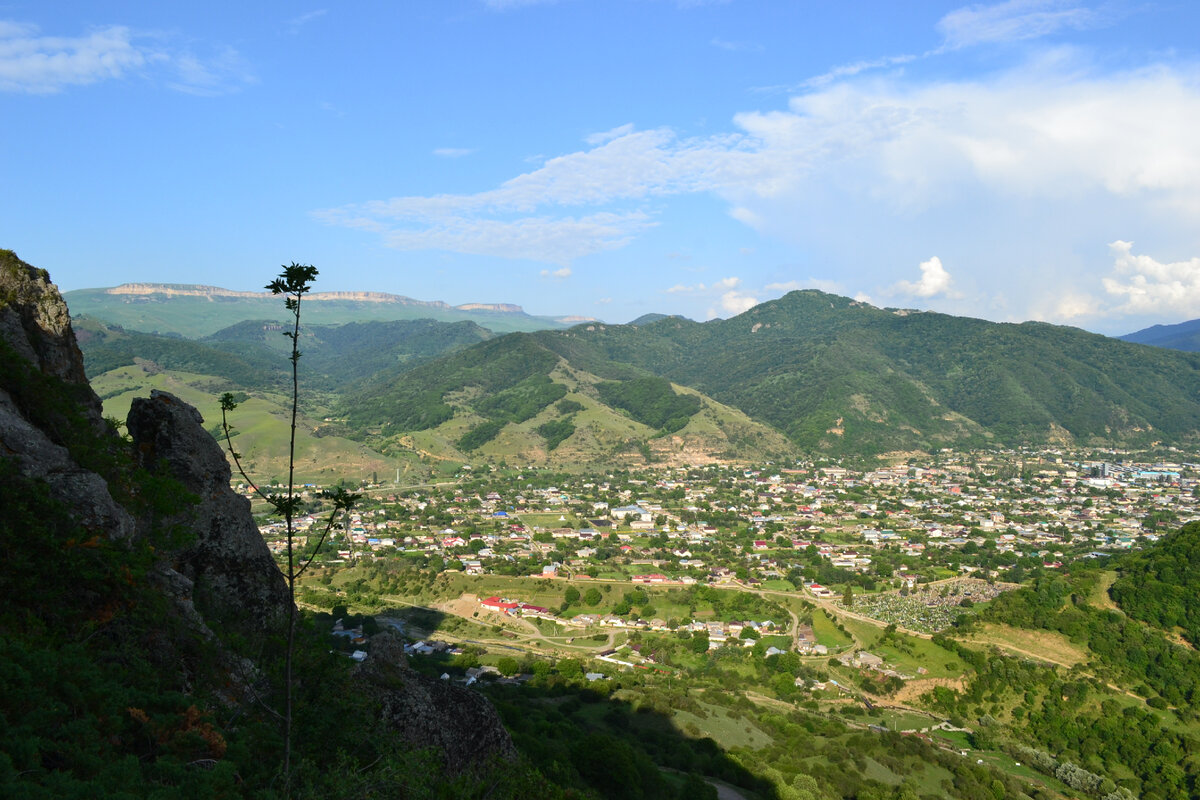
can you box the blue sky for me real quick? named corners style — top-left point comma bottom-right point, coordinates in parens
top-left (2, 1), bottom-right (1199, 333)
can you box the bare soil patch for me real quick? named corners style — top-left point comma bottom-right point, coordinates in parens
top-left (892, 677), bottom-right (966, 705)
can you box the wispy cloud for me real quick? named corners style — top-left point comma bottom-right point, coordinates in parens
top-left (433, 147), bottom-right (476, 158)
top-left (711, 38), bottom-right (763, 53)
top-left (585, 123), bottom-right (635, 146)
top-left (787, 1), bottom-right (1114, 94)
top-left (540, 266), bottom-right (572, 279)
top-left (481, 0), bottom-right (557, 10)
top-left (0, 19), bottom-right (254, 95)
top-left (285, 9), bottom-right (327, 35)
top-left (0, 21), bottom-right (144, 93)
top-left (803, 54), bottom-right (917, 89)
top-left (166, 45), bottom-right (256, 96)
top-left (312, 209), bottom-right (655, 264)
top-left (936, 0), bottom-right (1100, 50)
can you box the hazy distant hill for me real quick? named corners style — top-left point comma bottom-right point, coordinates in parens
top-left (1121, 318), bottom-right (1200, 352)
top-left (343, 290), bottom-right (1200, 457)
top-left (65, 283), bottom-right (588, 338)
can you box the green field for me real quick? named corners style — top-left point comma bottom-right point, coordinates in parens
top-left (837, 616), bottom-right (965, 678)
top-left (94, 365), bottom-right (415, 483)
top-left (812, 608), bottom-right (853, 649)
top-left (672, 701), bottom-right (773, 750)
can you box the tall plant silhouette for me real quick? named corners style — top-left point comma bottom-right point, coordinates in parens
top-left (218, 262), bottom-right (358, 793)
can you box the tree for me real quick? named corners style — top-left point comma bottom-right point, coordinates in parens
top-left (843, 586), bottom-right (854, 608)
top-left (584, 587), bottom-right (603, 606)
top-left (219, 263), bottom-right (358, 793)
top-left (564, 586), bottom-right (581, 605)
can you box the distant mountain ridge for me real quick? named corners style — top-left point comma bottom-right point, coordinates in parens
top-left (1121, 317), bottom-right (1200, 352)
top-left (66, 283), bottom-right (594, 338)
top-left (105, 282), bottom-right (517, 310)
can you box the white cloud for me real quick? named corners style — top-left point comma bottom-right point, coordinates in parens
top-left (892, 256), bottom-right (957, 298)
top-left (1101, 240), bottom-right (1200, 317)
top-left (318, 49), bottom-right (1200, 318)
top-left (937, 0), bottom-right (1099, 50)
top-left (0, 20), bottom-right (254, 95)
top-left (663, 276), bottom-right (758, 317)
top-left (0, 21), bottom-right (144, 93)
top-left (717, 289), bottom-right (758, 316)
top-left (666, 276), bottom-right (741, 294)
top-left (433, 147), bottom-right (476, 158)
top-left (540, 266), bottom-right (572, 279)
top-left (1050, 291), bottom-right (1099, 320)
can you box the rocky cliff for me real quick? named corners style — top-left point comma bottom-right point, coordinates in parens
top-left (126, 390), bottom-right (291, 629)
top-left (0, 249), bottom-right (514, 789)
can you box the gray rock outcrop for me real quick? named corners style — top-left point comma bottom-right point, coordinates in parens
top-left (0, 250), bottom-right (134, 538)
top-left (126, 390), bottom-right (290, 630)
top-left (355, 631), bottom-right (517, 774)
top-left (0, 249), bottom-right (99, 412)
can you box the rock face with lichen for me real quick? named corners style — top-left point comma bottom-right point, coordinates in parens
top-left (0, 249), bottom-right (515, 775)
top-left (0, 249), bottom-right (95, 393)
top-left (0, 250), bottom-right (135, 539)
top-left (126, 390), bottom-right (290, 629)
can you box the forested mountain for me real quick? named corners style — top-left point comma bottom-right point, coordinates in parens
top-left (74, 286), bottom-right (1200, 465)
top-left (342, 332), bottom-right (792, 465)
top-left (342, 290), bottom-right (1200, 458)
top-left (1121, 318), bottom-right (1200, 352)
top-left (78, 316), bottom-right (492, 394)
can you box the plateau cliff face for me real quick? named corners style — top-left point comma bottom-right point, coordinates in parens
top-left (0, 250), bottom-right (514, 789)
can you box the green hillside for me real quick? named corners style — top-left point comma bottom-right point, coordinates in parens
top-left (341, 334), bottom-right (794, 466)
top-left (92, 365), bottom-right (425, 485)
top-left (556, 292), bottom-right (1200, 454)
top-left (336, 290), bottom-right (1200, 458)
top-left (76, 316), bottom-right (490, 480)
top-left (947, 545), bottom-right (1200, 799)
top-left (79, 315), bottom-right (491, 397)
top-left (1110, 521), bottom-right (1200, 646)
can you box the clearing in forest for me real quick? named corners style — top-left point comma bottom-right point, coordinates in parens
top-left (963, 623), bottom-right (1088, 667)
